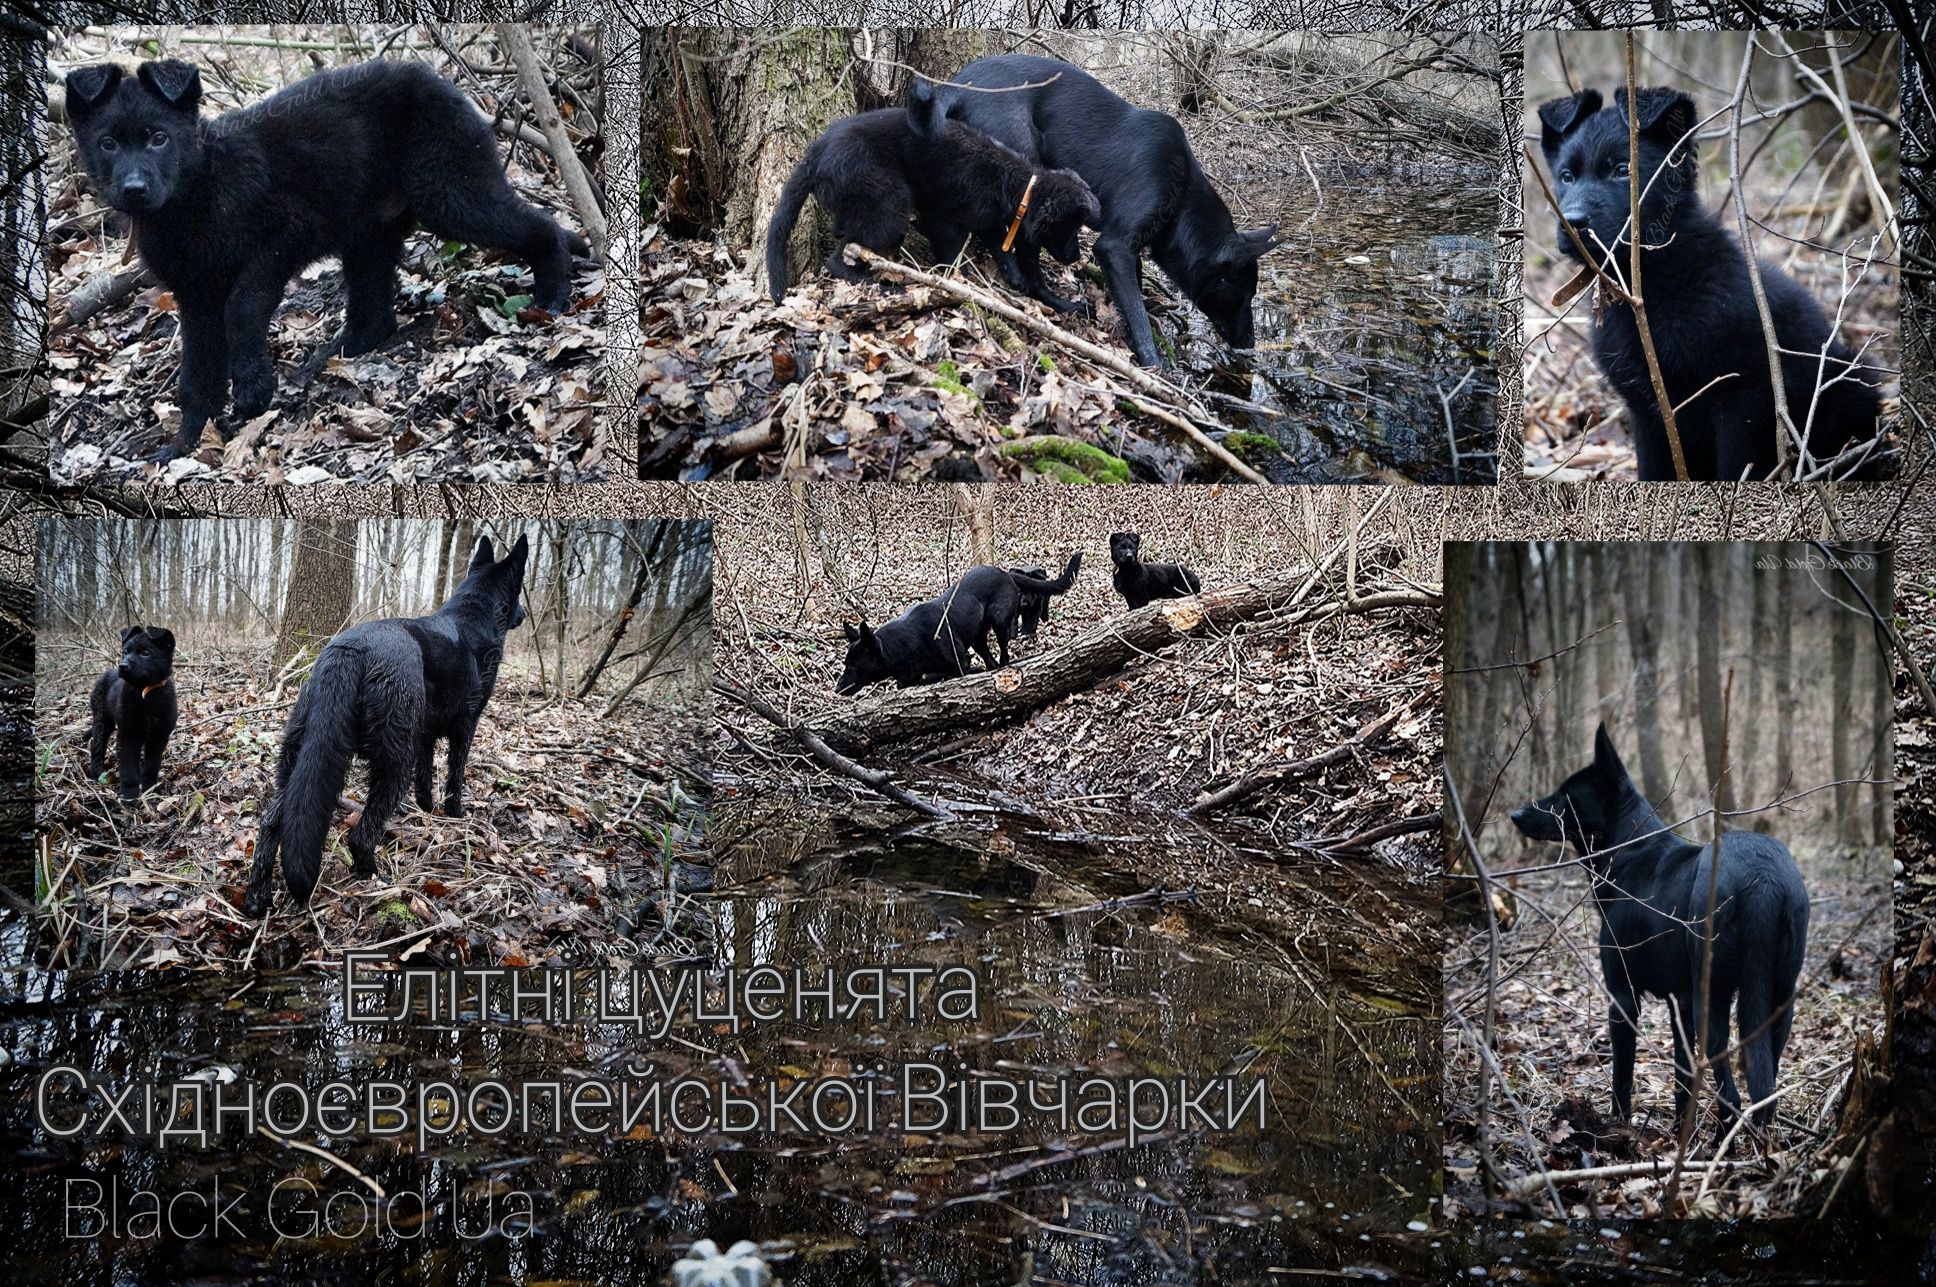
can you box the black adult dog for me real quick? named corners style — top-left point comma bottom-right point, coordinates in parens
top-left (765, 108), bottom-right (1099, 308)
top-left (65, 59), bottom-right (589, 463)
top-left (1109, 532), bottom-right (1201, 610)
top-left (87, 624), bottom-right (178, 800)
top-left (1511, 724), bottom-right (1809, 1139)
top-left (911, 56), bottom-right (1278, 367)
top-left (837, 555), bottom-right (1081, 695)
top-left (1538, 86), bottom-right (1885, 480)
top-left (242, 535), bottom-right (529, 916)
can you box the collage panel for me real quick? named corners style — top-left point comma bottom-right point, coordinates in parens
top-left (31, 517), bottom-right (711, 968)
top-left (640, 29), bottom-right (1504, 483)
top-left (45, 23), bottom-right (609, 485)
top-left (1442, 540), bottom-right (1893, 1218)
top-left (1521, 30), bottom-right (1901, 482)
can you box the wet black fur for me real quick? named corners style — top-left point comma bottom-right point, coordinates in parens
top-left (836, 554), bottom-right (1081, 695)
top-left (65, 59), bottom-right (590, 464)
top-left (1109, 532), bottom-right (1200, 610)
top-left (764, 108), bottom-right (1100, 309)
top-left (911, 56), bottom-right (1278, 367)
top-left (87, 624), bottom-right (178, 801)
top-left (243, 535), bottom-right (529, 916)
top-left (1538, 86), bottom-right (1885, 480)
top-left (1511, 724), bottom-right (1809, 1139)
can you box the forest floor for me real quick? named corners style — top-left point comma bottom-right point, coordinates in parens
top-left (641, 41), bottom-right (1500, 484)
top-left (34, 640), bottom-right (708, 968)
top-left (45, 32), bottom-right (608, 486)
top-left (712, 488), bottom-right (1444, 902)
top-left (1441, 855), bottom-right (1891, 1219)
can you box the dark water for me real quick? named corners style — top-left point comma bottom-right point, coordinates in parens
top-left (1, 796), bottom-right (1925, 1282)
top-left (1210, 174), bottom-right (1499, 485)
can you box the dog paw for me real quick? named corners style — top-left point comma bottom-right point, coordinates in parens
top-left (241, 888), bottom-right (270, 917)
top-left (443, 799), bottom-right (466, 819)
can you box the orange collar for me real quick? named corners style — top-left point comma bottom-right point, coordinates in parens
top-left (1001, 174), bottom-right (1039, 253)
top-left (140, 675), bottom-right (173, 699)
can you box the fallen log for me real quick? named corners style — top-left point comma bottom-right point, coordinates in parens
top-left (718, 679), bottom-right (951, 820)
top-left (1188, 702), bottom-right (1404, 814)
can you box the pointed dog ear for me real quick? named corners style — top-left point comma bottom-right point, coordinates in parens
top-left (1222, 224), bottom-right (1278, 266)
top-left (1593, 722), bottom-right (1624, 772)
top-left (505, 533), bottom-right (531, 571)
top-left (470, 536), bottom-right (496, 569)
top-left (137, 59), bottom-right (202, 111)
top-left (1616, 86), bottom-right (1695, 147)
top-left (842, 622), bottom-right (861, 643)
top-left (1537, 88), bottom-right (1603, 159)
top-left (66, 64), bottom-right (124, 116)
top-left (120, 624), bottom-right (142, 643)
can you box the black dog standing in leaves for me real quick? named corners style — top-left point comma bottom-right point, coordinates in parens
top-left (87, 625), bottom-right (178, 800)
top-left (64, 59), bottom-right (590, 464)
top-left (910, 56), bottom-right (1278, 367)
top-left (1511, 724), bottom-right (1809, 1140)
top-left (1009, 564), bottom-right (1053, 638)
top-left (243, 535), bottom-right (529, 916)
top-left (836, 555), bottom-right (1081, 695)
top-left (1109, 532), bottom-right (1201, 610)
top-left (1537, 86), bottom-right (1885, 480)
top-left (764, 108), bottom-right (1100, 309)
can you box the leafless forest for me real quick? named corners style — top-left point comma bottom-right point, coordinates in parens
top-left (34, 518), bottom-right (711, 969)
top-left (1443, 540), bottom-right (1892, 1219)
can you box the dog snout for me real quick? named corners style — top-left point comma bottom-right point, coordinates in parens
top-left (116, 663), bottom-right (133, 680)
top-left (118, 173), bottom-right (149, 204)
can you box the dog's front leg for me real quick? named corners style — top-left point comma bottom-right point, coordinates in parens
top-left (1608, 987), bottom-right (1640, 1122)
top-left (1094, 236), bottom-right (1161, 367)
top-left (1007, 248), bottom-right (1092, 317)
top-left (413, 730), bottom-right (437, 812)
top-left (224, 254), bottom-right (296, 424)
top-left (153, 298), bottom-right (230, 463)
top-left (87, 714), bottom-right (111, 782)
top-left (114, 718), bottom-right (145, 800)
top-left (140, 727), bottom-right (167, 791)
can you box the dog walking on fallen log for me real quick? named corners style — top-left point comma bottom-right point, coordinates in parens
top-left (1511, 724), bottom-right (1808, 1142)
top-left (836, 555), bottom-right (1081, 695)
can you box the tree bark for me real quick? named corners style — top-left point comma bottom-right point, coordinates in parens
top-left (273, 520), bottom-right (357, 674)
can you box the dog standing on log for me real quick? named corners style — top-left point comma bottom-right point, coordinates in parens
top-left (87, 624), bottom-right (178, 800)
top-left (1109, 532), bottom-right (1201, 610)
top-left (243, 534), bottom-right (529, 916)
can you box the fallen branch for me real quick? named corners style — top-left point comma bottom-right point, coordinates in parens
top-left (497, 23), bottom-right (608, 260)
top-left (1322, 809), bottom-right (1443, 852)
top-left (1503, 1157), bottom-right (1759, 1198)
top-left (717, 679), bottom-right (951, 819)
top-left (842, 244), bottom-right (1269, 484)
top-left (58, 263), bottom-right (156, 330)
top-left (1189, 702), bottom-right (1404, 814)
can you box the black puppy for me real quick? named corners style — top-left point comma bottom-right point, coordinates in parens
top-left (1109, 532), bottom-right (1201, 610)
top-left (1511, 724), bottom-right (1809, 1139)
top-left (243, 535), bottom-right (529, 915)
top-left (912, 57), bottom-right (1278, 367)
top-left (1009, 564), bottom-right (1052, 638)
top-left (765, 108), bottom-right (1099, 309)
top-left (86, 625), bottom-right (179, 801)
top-left (65, 59), bottom-right (590, 464)
top-left (837, 555), bottom-right (1081, 695)
top-left (1538, 86), bottom-right (1885, 480)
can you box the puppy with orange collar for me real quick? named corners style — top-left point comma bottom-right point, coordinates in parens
top-left (88, 624), bottom-right (178, 800)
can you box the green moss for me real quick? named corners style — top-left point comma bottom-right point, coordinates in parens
top-left (930, 360), bottom-right (977, 405)
top-left (1038, 353), bottom-right (1057, 373)
top-left (998, 435), bottom-right (1130, 483)
top-left (375, 900), bottom-right (419, 931)
top-left (1223, 431), bottom-right (1284, 461)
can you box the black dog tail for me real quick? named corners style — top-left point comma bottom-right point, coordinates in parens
top-left (906, 76), bottom-right (945, 138)
top-left (1011, 552), bottom-right (1082, 597)
top-left (1736, 878), bottom-right (1809, 1124)
top-left (764, 156), bottom-right (817, 305)
top-left (270, 647), bottom-right (365, 908)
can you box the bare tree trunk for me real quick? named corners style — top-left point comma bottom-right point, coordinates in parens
top-left (1695, 547), bottom-right (1733, 818)
top-left (273, 520), bottom-right (357, 674)
top-left (953, 484), bottom-right (996, 566)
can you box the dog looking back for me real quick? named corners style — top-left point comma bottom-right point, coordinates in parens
top-left (911, 55), bottom-right (1278, 367)
top-left (242, 535), bottom-right (530, 916)
top-left (1538, 86), bottom-right (1885, 480)
top-left (1511, 724), bottom-right (1808, 1140)
top-left (1109, 532), bottom-right (1201, 610)
top-left (836, 555), bottom-right (1081, 695)
top-left (764, 108), bottom-right (1099, 310)
top-left (65, 58), bottom-right (590, 464)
